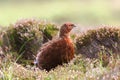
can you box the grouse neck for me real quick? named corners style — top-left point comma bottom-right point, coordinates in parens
top-left (59, 33), bottom-right (70, 39)
top-left (59, 33), bottom-right (70, 38)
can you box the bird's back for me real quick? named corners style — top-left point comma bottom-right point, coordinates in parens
top-left (36, 37), bottom-right (74, 71)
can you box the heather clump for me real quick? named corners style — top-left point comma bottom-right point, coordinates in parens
top-left (1, 19), bottom-right (59, 64)
top-left (76, 27), bottom-right (120, 58)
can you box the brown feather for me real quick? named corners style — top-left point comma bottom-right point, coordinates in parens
top-left (36, 23), bottom-right (75, 71)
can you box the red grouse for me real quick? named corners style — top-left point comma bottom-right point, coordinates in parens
top-left (35, 23), bottom-right (76, 71)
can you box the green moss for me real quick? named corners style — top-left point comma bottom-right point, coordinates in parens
top-left (42, 23), bottom-right (59, 43)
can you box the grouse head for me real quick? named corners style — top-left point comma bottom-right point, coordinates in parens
top-left (59, 22), bottom-right (76, 37)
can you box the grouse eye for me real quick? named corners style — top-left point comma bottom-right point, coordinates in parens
top-left (65, 23), bottom-right (72, 26)
top-left (70, 24), bottom-right (74, 26)
top-left (69, 24), bottom-right (76, 28)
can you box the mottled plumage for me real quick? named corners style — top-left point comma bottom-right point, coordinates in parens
top-left (35, 23), bottom-right (76, 71)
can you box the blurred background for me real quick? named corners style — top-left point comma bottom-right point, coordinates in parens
top-left (0, 0), bottom-right (120, 27)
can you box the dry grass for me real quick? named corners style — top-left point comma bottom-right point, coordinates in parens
top-left (0, 54), bottom-right (120, 80)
